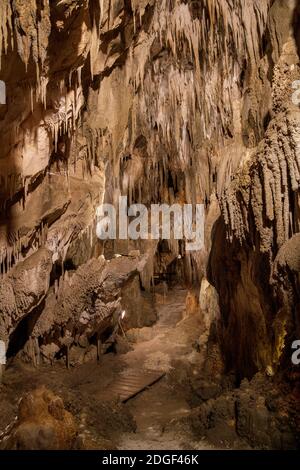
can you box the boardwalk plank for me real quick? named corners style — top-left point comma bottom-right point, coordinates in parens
top-left (99, 370), bottom-right (165, 403)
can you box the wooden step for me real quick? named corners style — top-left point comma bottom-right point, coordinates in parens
top-left (99, 370), bottom-right (165, 403)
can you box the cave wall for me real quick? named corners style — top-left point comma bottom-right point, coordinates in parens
top-left (209, 0), bottom-right (300, 379)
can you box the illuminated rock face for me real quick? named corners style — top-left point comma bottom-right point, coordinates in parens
top-left (0, 1), bottom-right (299, 378)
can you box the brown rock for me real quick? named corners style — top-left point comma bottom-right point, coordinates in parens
top-left (1, 387), bottom-right (77, 450)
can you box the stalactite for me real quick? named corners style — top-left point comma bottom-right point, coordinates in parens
top-left (0, 218), bottom-right (52, 277)
top-left (0, 0), bottom-right (13, 70)
top-left (139, 250), bottom-right (155, 292)
top-left (90, 21), bottom-right (100, 79)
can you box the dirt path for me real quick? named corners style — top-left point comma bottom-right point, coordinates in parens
top-left (117, 288), bottom-right (213, 450)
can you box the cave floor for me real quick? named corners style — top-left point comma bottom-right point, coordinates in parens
top-left (0, 287), bottom-right (215, 450)
top-left (119, 287), bottom-right (213, 450)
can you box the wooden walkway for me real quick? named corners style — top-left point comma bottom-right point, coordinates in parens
top-left (99, 369), bottom-right (165, 403)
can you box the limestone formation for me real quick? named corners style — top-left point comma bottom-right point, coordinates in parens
top-left (0, 0), bottom-right (299, 451)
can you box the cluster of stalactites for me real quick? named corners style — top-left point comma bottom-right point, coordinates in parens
top-left (46, 71), bottom-right (85, 150)
top-left (128, 0), bottom-right (271, 193)
top-left (118, 0), bottom-right (272, 221)
top-left (154, 0), bottom-right (270, 63)
top-left (0, 0), bottom-right (52, 102)
top-left (150, 0), bottom-right (270, 133)
top-left (0, 222), bottom-right (48, 276)
top-left (0, 0), bottom-right (106, 103)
